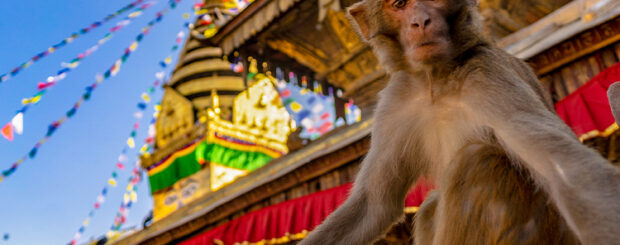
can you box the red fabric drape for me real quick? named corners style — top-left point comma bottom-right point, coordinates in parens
top-left (181, 179), bottom-right (433, 245)
top-left (555, 62), bottom-right (620, 141)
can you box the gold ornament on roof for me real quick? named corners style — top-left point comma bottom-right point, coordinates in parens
top-left (206, 73), bottom-right (294, 153)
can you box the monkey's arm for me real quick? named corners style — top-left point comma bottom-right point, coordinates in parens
top-left (475, 81), bottom-right (620, 244)
top-left (300, 111), bottom-right (424, 245)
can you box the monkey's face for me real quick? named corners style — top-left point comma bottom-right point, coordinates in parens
top-left (383, 0), bottom-right (453, 64)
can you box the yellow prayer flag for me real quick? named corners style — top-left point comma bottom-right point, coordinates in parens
top-left (204, 28), bottom-right (218, 38)
top-left (129, 42), bottom-right (138, 51)
top-left (108, 178), bottom-right (117, 187)
top-left (140, 144), bottom-right (148, 153)
top-left (110, 60), bottom-right (122, 76)
top-left (128, 11), bottom-right (142, 18)
top-left (22, 95), bottom-right (41, 105)
top-left (130, 192), bottom-right (138, 202)
top-left (290, 102), bottom-right (302, 113)
top-left (127, 137), bottom-right (135, 148)
top-left (141, 93), bottom-right (150, 102)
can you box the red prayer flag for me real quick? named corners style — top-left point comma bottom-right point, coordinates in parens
top-left (37, 81), bottom-right (56, 90)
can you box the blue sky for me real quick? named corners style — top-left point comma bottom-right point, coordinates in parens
top-left (0, 0), bottom-right (194, 244)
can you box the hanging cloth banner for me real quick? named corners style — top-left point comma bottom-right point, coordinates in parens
top-left (180, 180), bottom-right (433, 245)
top-left (145, 120), bottom-right (285, 193)
top-left (0, 0), bottom-right (147, 84)
top-left (0, 0), bottom-right (182, 184)
top-left (146, 138), bottom-right (205, 193)
top-left (0, 2), bottom-right (157, 142)
top-left (555, 62), bottom-right (620, 141)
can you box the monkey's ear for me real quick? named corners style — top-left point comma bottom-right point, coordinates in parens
top-left (608, 82), bottom-right (620, 125)
top-left (347, 2), bottom-right (374, 41)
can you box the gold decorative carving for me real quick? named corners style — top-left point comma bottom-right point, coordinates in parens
top-left (528, 16), bottom-right (620, 75)
top-left (207, 74), bottom-right (294, 152)
top-left (156, 87), bottom-right (195, 149)
top-left (232, 74), bottom-right (293, 146)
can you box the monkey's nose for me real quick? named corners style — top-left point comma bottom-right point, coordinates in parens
top-left (412, 16), bottom-right (431, 29)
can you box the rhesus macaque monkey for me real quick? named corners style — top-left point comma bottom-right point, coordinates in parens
top-left (299, 0), bottom-right (620, 244)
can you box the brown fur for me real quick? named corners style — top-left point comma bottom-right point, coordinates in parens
top-left (415, 140), bottom-right (579, 244)
top-left (299, 0), bottom-right (620, 244)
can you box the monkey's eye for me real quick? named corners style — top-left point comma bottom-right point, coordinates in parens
top-left (392, 0), bottom-right (407, 8)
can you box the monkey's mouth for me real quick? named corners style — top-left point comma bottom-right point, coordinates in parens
top-left (417, 41), bottom-right (438, 48)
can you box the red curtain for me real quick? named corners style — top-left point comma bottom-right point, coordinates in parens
top-left (555, 62), bottom-right (620, 141)
top-left (181, 179), bottom-right (433, 245)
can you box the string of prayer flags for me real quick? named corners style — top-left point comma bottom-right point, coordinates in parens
top-left (68, 17), bottom-right (186, 243)
top-left (2, 2), bottom-right (157, 142)
top-left (275, 70), bottom-right (336, 140)
top-left (69, 178), bottom-right (112, 244)
top-left (105, 23), bottom-right (187, 238)
top-left (191, 0), bottom-right (253, 39)
top-left (68, 83), bottom-right (161, 245)
top-left (345, 99), bottom-right (362, 125)
top-left (0, 0), bottom-right (182, 184)
top-left (0, 0), bottom-right (147, 84)
top-left (106, 160), bottom-right (143, 239)
top-left (158, 31), bottom-right (186, 68)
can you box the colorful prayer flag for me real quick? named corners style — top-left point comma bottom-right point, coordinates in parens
top-left (127, 137), bottom-right (135, 148)
top-left (11, 113), bottom-right (23, 135)
top-left (1, 123), bottom-right (14, 141)
top-left (21, 95), bottom-right (41, 105)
